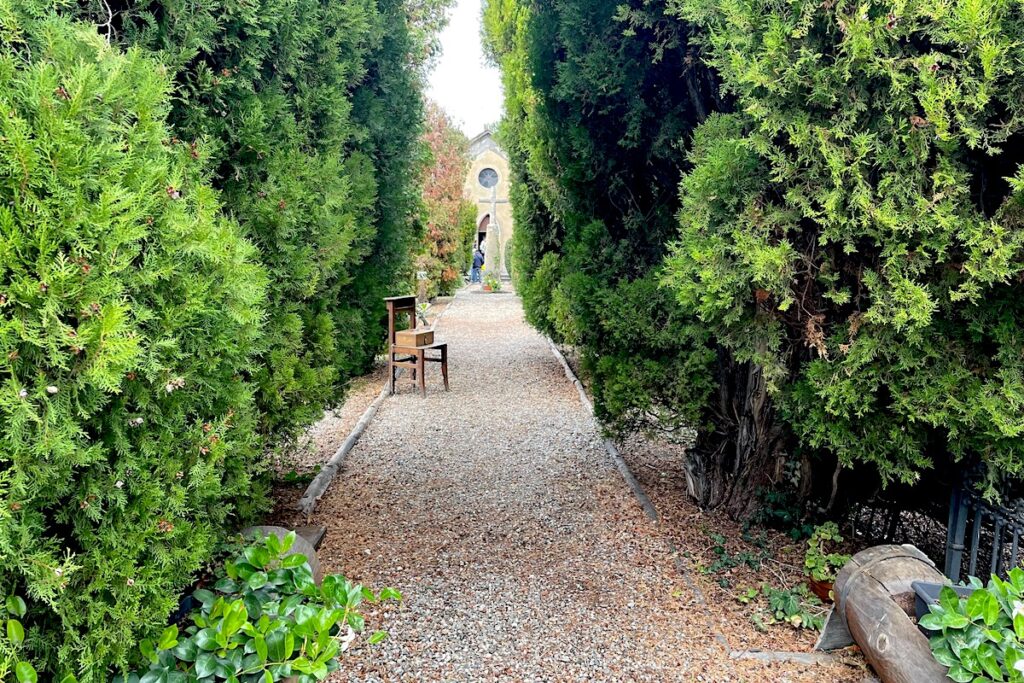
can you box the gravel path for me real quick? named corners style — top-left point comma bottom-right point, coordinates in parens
top-left (303, 287), bottom-right (862, 682)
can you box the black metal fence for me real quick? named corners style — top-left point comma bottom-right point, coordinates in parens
top-left (945, 484), bottom-right (1024, 583)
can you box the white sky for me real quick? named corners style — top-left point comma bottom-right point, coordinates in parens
top-left (426, 0), bottom-right (504, 137)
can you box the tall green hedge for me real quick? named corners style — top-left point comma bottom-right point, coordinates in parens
top-left (75, 0), bottom-right (403, 439)
top-left (1, 0), bottom-right (445, 677)
top-left (483, 0), bottom-right (724, 496)
top-left (488, 0), bottom-right (1024, 517)
top-left (0, 9), bottom-right (265, 676)
top-left (665, 0), bottom-right (1024, 496)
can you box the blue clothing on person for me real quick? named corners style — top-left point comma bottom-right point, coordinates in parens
top-left (471, 249), bottom-right (485, 283)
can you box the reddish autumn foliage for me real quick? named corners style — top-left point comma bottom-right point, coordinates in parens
top-left (418, 103), bottom-right (476, 296)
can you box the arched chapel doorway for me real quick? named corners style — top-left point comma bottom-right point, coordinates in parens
top-left (477, 214), bottom-right (490, 250)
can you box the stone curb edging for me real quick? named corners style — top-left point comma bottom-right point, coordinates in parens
top-left (544, 338), bottom-right (868, 670)
top-left (296, 384), bottom-right (389, 517)
top-left (546, 339), bottom-right (659, 521)
top-left (295, 293), bottom-right (462, 517)
top-left (545, 338), bottom-right (724, 649)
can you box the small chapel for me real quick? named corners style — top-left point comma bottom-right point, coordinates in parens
top-left (463, 129), bottom-right (514, 280)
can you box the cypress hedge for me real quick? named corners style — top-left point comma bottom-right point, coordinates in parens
top-left (485, 0), bottom-right (1024, 516)
top-left (0, 8), bottom-right (265, 675)
top-left (1, 0), bottom-right (446, 677)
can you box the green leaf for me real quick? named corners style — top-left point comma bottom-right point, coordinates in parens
top-left (379, 587), bottom-right (403, 602)
top-left (1011, 568), bottom-right (1024, 595)
top-left (6, 596), bottom-right (27, 618)
top-left (194, 628), bottom-right (219, 651)
top-left (947, 664), bottom-right (974, 683)
top-left (368, 630), bottom-right (388, 645)
top-left (139, 638), bottom-right (156, 661)
top-left (1014, 613), bottom-right (1024, 641)
top-left (172, 636), bottom-right (199, 662)
top-left (195, 652), bottom-right (217, 678)
top-left (247, 572), bottom-right (268, 590)
top-left (254, 634), bottom-right (268, 662)
top-left (7, 618), bottom-right (25, 645)
top-left (265, 532), bottom-right (281, 556)
top-left (347, 613), bottom-right (365, 632)
top-left (940, 587), bottom-right (963, 614)
top-left (943, 612), bottom-right (971, 630)
top-left (966, 590), bottom-right (1000, 626)
top-left (244, 546), bottom-right (270, 569)
top-left (15, 662), bottom-right (37, 683)
top-left (281, 555), bottom-right (307, 569)
top-left (1004, 645), bottom-right (1022, 676)
top-left (931, 645), bottom-right (958, 667)
top-left (158, 625), bottom-right (179, 650)
top-left (281, 531), bottom-right (296, 555)
top-left (267, 629), bottom-right (286, 660)
top-left (959, 648), bottom-right (981, 674)
top-left (221, 600), bottom-right (248, 637)
top-left (976, 643), bottom-right (1002, 680)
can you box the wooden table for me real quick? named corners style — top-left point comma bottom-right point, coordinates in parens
top-left (385, 295), bottom-right (449, 397)
top-left (390, 342), bottom-right (449, 397)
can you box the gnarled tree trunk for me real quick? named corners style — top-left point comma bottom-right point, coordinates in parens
top-left (682, 347), bottom-right (786, 519)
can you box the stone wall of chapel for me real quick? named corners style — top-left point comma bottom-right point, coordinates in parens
top-left (464, 136), bottom-right (514, 278)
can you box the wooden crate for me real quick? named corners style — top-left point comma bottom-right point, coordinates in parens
top-left (395, 328), bottom-right (434, 347)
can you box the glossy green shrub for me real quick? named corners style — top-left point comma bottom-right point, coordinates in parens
top-left (0, 10), bottom-right (265, 678)
top-left (924, 570), bottom-right (1024, 682)
top-left (120, 532), bottom-right (400, 683)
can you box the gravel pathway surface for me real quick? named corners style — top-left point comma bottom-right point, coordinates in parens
top-left (299, 286), bottom-right (864, 682)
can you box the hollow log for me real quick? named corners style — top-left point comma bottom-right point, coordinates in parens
top-left (831, 544), bottom-right (948, 683)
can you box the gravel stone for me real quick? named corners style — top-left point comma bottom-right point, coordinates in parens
top-left (287, 286), bottom-right (866, 682)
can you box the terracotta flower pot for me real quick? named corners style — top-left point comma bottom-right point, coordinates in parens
top-left (483, 284), bottom-right (492, 292)
top-left (808, 576), bottom-right (834, 603)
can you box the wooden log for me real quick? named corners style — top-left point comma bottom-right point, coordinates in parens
top-left (834, 544), bottom-right (948, 683)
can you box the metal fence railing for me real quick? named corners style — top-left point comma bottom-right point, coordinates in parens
top-left (945, 483), bottom-right (1024, 583)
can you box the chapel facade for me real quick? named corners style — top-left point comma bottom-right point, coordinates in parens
top-left (464, 130), bottom-right (514, 279)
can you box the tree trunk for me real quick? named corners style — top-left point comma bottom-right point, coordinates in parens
top-left (682, 347), bottom-right (786, 519)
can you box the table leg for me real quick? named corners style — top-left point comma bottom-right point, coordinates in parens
top-left (417, 351), bottom-right (426, 398)
top-left (441, 345), bottom-right (449, 391)
top-left (388, 348), bottom-right (395, 395)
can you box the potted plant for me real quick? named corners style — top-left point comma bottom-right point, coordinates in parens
top-left (804, 522), bottom-right (850, 602)
top-left (483, 273), bottom-right (501, 293)
top-left (920, 570), bottom-right (1024, 680)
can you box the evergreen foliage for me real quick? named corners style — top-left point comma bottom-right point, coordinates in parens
top-left (488, 0), bottom-right (1024, 515)
top-left (665, 0), bottom-right (1024, 494)
top-left (0, 8), bottom-right (266, 677)
top-left (1, 0), bottom-right (446, 677)
top-left (74, 0), bottom-right (422, 440)
top-left (483, 0), bottom-right (721, 487)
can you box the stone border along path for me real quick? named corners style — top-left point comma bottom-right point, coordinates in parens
top-left (298, 286), bottom-right (867, 682)
top-left (546, 342), bottom-right (871, 677)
